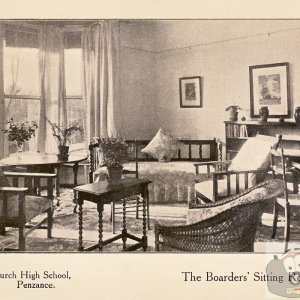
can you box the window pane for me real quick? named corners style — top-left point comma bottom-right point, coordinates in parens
top-left (3, 47), bottom-right (40, 96)
top-left (67, 98), bottom-right (85, 144)
top-left (4, 97), bottom-right (40, 153)
top-left (65, 48), bottom-right (82, 96)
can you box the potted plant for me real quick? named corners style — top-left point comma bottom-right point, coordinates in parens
top-left (3, 118), bottom-right (38, 158)
top-left (98, 136), bottom-right (128, 180)
top-left (46, 118), bottom-right (83, 160)
top-left (226, 105), bottom-right (242, 122)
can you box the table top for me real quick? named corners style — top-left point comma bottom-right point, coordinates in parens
top-left (74, 178), bottom-right (151, 196)
top-left (0, 152), bottom-right (88, 167)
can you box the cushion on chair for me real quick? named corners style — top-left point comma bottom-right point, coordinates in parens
top-left (141, 129), bottom-right (182, 162)
top-left (188, 179), bottom-right (284, 224)
top-left (0, 195), bottom-right (52, 223)
top-left (195, 173), bottom-right (257, 200)
top-left (228, 134), bottom-right (277, 183)
top-left (229, 135), bottom-right (277, 171)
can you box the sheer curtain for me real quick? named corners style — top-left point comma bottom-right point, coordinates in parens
top-left (81, 21), bottom-right (120, 143)
top-left (37, 26), bottom-right (67, 154)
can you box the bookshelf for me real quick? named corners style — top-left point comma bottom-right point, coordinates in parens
top-left (224, 120), bottom-right (298, 159)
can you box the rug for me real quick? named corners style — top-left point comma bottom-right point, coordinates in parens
top-left (2, 188), bottom-right (299, 252)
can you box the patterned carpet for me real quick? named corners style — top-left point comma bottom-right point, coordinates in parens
top-left (2, 188), bottom-right (300, 252)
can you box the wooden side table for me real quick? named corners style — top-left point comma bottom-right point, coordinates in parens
top-left (74, 178), bottom-right (151, 252)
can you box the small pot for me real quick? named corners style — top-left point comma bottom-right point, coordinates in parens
top-left (107, 166), bottom-right (123, 180)
top-left (295, 107), bottom-right (300, 125)
top-left (229, 111), bottom-right (238, 122)
top-left (259, 106), bottom-right (269, 122)
top-left (57, 145), bottom-right (69, 161)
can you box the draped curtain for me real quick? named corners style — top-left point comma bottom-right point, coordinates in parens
top-left (81, 21), bottom-right (120, 143)
top-left (37, 26), bottom-right (67, 153)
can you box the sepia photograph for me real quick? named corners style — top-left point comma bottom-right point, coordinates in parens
top-left (1, 2), bottom-right (300, 298)
top-left (0, 18), bottom-right (299, 254)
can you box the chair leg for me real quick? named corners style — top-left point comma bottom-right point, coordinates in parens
top-left (0, 222), bottom-right (5, 235)
top-left (284, 202), bottom-right (291, 252)
top-left (136, 196), bottom-right (140, 219)
top-left (112, 201), bottom-right (116, 234)
top-left (272, 201), bottom-right (279, 239)
top-left (47, 207), bottom-right (54, 239)
top-left (19, 225), bottom-right (26, 251)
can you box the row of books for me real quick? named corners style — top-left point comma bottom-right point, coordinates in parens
top-left (226, 124), bottom-right (248, 138)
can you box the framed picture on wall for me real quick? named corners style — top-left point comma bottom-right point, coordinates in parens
top-left (249, 62), bottom-right (290, 118)
top-left (179, 76), bottom-right (202, 108)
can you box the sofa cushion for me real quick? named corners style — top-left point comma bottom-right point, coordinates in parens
top-left (141, 129), bottom-right (182, 162)
top-left (188, 179), bottom-right (284, 224)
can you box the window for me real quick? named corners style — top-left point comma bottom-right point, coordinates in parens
top-left (3, 30), bottom-right (85, 154)
top-left (3, 44), bottom-right (40, 153)
top-left (64, 48), bottom-right (85, 145)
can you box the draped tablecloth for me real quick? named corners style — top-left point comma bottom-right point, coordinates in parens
top-left (93, 162), bottom-right (210, 203)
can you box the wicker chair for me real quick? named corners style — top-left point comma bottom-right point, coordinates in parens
top-left (155, 179), bottom-right (284, 252)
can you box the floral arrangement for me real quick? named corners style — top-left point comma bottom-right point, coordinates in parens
top-left (46, 118), bottom-right (83, 146)
top-left (3, 118), bottom-right (38, 146)
top-left (98, 136), bottom-right (128, 169)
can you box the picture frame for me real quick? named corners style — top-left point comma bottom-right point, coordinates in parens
top-left (179, 76), bottom-right (202, 108)
top-left (249, 62), bottom-right (290, 118)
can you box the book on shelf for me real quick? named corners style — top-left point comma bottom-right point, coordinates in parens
top-left (226, 124), bottom-right (248, 138)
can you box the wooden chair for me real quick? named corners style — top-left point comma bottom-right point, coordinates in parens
top-left (270, 147), bottom-right (300, 252)
top-left (155, 179), bottom-right (284, 252)
top-left (0, 168), bottom-right (56, 251)
top-left (194, 134), bottom-right (282, 203)
top-left (89, 140), bottom-right (148, 234)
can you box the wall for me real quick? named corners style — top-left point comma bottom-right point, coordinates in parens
top-left (119, 21), bottom-right (159, 139)
top-left (119, 20), bottom-right (300, 144)
top-left (155, 20), bottom-right (300, 143)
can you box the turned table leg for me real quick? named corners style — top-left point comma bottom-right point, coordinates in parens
top-left (73, 163), bottom-right (79, 213)
top-left (78, 197), bottom-right (84, 251)
top-left (97, 203), bottom-right (104, 252)
top-left (142, 187), bottom-right (148, 251)
top-left (122, 198), bottom-right (127, 250)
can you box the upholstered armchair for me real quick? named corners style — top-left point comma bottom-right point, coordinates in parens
top-left (193, 134), bottom-right (282, 202)
top-left (0, 168), bottom-right (56, 251)
top-left (155, 179), bottom-right (284, 252)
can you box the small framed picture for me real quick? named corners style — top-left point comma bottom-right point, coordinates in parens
top-left (249, 62), bottom-right (290, 118)
top-left (179, 76), bottom-right (202, 108)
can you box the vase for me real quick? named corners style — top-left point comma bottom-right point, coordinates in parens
top-left (229, 111), bottom-right (238, 122)
top-left (259, 106), bottom-right (269, 122)
top-left (295, 107), bottom-right (300, 125)
top-left (16, 141), bottom-right (24, 159)
top-left (107, 166), bottom-right (123, 180)
top-left (57, 145), bottom-right (69, 161)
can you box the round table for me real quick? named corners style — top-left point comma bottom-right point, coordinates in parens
top-left (0, 152), bottom-right (88, 205)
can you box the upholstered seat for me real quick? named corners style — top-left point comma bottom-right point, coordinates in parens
top-left (0, 169), bottom-right (56, 251)
top-left (195, 174), bottom-right (257, 200)
top-left (194, 134), bottom-right (281, 202)
top-left (1, 195), bottom-right (52, 223)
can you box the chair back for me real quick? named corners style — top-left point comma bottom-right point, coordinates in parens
top-left (270, 148), bottom-right (289, 203)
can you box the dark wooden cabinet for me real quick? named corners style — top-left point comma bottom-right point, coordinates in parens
top-left (224, 120), bottom-right (299, 159)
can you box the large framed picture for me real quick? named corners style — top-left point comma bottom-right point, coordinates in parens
top-left (249, 62), bottom-right (290, 118)
top-left (179, 76), bottom-right (202, 108)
